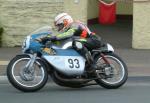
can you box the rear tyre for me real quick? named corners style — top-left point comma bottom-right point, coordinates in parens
top-left (7, 55), bottom-right (48, 92)
top-left (95, 53), bottom-right (128, 89)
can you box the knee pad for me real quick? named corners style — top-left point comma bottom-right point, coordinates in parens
top-left (73, 41), bottom-right (83, 50)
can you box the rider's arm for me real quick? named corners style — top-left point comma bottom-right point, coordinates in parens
top-left (47, 28), bottom-right (76, 40)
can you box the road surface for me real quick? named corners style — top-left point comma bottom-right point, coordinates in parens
top-left (0, 77), bottom-right (150, 103)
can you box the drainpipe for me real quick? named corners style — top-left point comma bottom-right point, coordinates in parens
top-left (0, 27), bottom-right (3, 47)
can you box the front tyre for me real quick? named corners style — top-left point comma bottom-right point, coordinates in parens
top-left (95, 53), bottom-right (128, 89)
top-left (7, 55), bottom-right (48, 92)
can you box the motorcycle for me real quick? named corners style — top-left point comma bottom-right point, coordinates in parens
top-left (7, 26), bottom-right (128, 92)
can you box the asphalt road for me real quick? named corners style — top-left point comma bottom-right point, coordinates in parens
top-left (0, 77), bottom-right (150, 103)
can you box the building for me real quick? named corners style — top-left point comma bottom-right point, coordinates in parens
top-left (0, 0), bottom-right (150, 49)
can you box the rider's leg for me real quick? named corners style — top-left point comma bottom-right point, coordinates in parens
top-left (83, 36), bottom-right (102, 70)
top-left (73, 40), bottom-right (97, 71)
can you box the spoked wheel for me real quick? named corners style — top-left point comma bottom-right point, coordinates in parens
top-left (7, 55), bottom-right (48, 92)
top-left (95, 53), bottom-right (128, 89)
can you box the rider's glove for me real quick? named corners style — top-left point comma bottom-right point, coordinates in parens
top-left (49, 36), bottom-right (57, 41)
top-left (37, 36), bottom-right (57, 44)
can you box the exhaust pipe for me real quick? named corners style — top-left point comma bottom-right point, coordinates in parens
top-left (54, 72), bottom-right (92, 84)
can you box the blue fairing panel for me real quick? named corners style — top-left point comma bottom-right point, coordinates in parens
top-left (29, 41), bottom-right (43, 52)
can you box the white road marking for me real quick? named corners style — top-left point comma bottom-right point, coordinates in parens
top-left (0, 61), bottom-right (9, 66)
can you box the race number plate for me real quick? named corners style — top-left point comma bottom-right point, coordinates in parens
top-left (65, 58), bottom-right (81, 69)
top-left (44, 55), bottom-right (85, 75)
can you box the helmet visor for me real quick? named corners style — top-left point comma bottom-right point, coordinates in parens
top-left (54, 22), bottom-right (64, 31)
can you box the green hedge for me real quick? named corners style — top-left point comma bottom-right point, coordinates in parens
top-left (0, 27), bottom-right (3, 47)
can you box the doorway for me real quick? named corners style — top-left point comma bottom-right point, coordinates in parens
top-left (87, 0), bottom-right (133, 49)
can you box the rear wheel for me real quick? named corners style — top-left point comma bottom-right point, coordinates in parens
top-left (7, 55), bottom-right (48, 92)
top-left (95, 53), bottom-right (128, 89)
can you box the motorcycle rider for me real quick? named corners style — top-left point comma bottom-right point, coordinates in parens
top-left (40, 13), bottom-right (102, 71)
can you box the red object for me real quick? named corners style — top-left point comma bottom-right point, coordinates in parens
top-left (99, 1), bottom-right (116, 24)
top-left (80, 29), bottom-right (88, 38)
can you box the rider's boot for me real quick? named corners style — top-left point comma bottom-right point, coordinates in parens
top-left (85, 52), bottom-right (98, 73)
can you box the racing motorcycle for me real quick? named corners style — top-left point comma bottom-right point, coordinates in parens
top-left (7, 26), bottom-right (128, 92)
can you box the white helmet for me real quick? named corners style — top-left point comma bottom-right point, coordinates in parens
top-left (54, 13), bottom-right (73, 31)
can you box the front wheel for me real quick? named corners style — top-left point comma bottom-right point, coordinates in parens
top-left (95, 52), bottom-right (128, 89)
top-left (7, 55), bottom-right (48, 92)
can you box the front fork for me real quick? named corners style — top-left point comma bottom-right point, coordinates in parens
top-left (25, 53), bottom-right (37, 70)
top-left (20, 53), bottom-right (37, 81)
